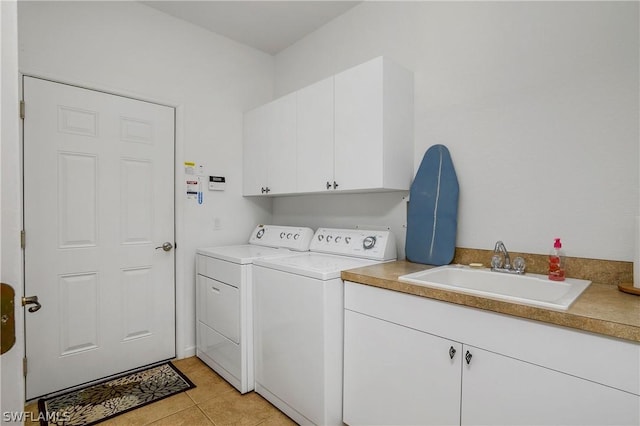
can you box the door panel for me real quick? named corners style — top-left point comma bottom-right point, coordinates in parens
top-left (23, 77), bottom-right (175, 398)
top-left (296, 77), bottom-right (334, 193)
top-left (343, 309), bottom-right (462, 426)
top-left (461, 345), bottom-right (640, 426)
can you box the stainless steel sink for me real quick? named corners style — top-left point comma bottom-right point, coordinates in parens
top-left (398, 265), bottom-right (591, 310)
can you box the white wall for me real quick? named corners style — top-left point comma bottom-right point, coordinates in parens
top-left (17, 1), bottom-right (274, 365)
top-left (1, 1), bottom-right (25, 422)
top-left (272, 1), bottom-right (639, 261)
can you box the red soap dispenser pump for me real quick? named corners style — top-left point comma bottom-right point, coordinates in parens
top-left (548, 238), bottom-right (565, 281)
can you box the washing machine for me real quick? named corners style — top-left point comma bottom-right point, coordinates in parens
top-left (252, 227), bottom-right (397, 425)
top-left (196, 224), bottom-right (314, 393)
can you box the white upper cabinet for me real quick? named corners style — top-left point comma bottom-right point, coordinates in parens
top-left (266, 94), bottom-right (297, 195)
top-left (243, 93), bottom-right (297, 196)
top-left (243, 103), bottom-right (268, 196)
top-left (334, 57), bottom-right (413, 192)
top-left (243, 56), bottom-right (414, 196)
top-left (296, 76), bottom-right (335, 193)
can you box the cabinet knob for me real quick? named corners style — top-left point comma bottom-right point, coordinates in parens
top-left (449, 346), bottom-right (456, 359)
top-left (266, 187), bottom-right (271, 193)
top-left (261, 187), bottom-right (266, 194)
top-left (326, 181), bottom-right (332, 190)
top-left (465, 350), bottom-right (473, 365)
top-left (333, 181), bottom-right (339, 189)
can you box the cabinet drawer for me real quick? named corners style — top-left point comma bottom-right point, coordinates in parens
top-left (197, 321), bottom-right (241, 381)
top-left (197, 255), bottom-right (241, 287)
top-left (198, 275), bottom-right (240, 343)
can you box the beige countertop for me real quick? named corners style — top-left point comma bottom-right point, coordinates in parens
top-left (341, 260), bottom-right (640, 343)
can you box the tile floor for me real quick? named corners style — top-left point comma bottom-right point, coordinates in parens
top-left (25, 357), bottom-right (297, 425)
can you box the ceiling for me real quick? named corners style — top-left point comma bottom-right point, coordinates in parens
top-left (141, 1), bottom-right (361, 55)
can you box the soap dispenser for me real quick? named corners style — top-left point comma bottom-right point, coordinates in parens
top-left (548, 238), bottom-right (565, 281)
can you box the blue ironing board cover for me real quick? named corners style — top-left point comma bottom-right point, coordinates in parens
top-left (405, 144), bottom-right (459, 265)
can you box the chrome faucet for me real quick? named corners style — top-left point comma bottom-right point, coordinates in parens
top-left (491, 241), bottom-right (526, 275)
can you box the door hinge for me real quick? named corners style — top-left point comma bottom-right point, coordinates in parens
top-left (23, 357), bottom-right (28, 376)
top-left (20, 101), bottom-right (25, 120)
top-left (20, 230), bottom-right (25, 249)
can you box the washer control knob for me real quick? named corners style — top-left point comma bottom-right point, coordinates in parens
top-left (294, 233), bottom-right (299, 240)
top-left (327, 235), bottom-right (333, 242)
top-left (287, 233), bottom-right (292, 239)
top-left (335, 236), bottom-right (342, 243)
top-left (363, 236), bottom-right (376, 250)
top-left (318, 235), bottom-right (324, 241)
top-left (280, 232), bottom-right (285, 239)
top-left (345, 237), bottom-right (351, 244)
top-left (256, 229), bottom-right (265, 239)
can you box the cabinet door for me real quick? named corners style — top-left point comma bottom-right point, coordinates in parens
top-left (461, 345), bottom-right (640, 426)
top-left (243, 103), bottom-right (269, 196)
top-left (266, 93), bottom-right (297, 195)
top-left (343, 309), bottom-right (462, 426)
top-left (243, 94), bottom-right (296, 196)
top-left (334, 58), bottom-right (384, 191)
top-left (296, 77), bottom-right (334, 193)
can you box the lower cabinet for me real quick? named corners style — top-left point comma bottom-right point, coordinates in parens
top-left (343, 281), bottom-right (640, 426)
top-left (343, 310), bottom-right (462, 425)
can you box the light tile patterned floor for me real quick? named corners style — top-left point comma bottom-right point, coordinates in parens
top-left (24, 357), bottom-right (297, 425)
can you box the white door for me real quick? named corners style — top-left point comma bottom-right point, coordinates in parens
top-left (461, 345), bottom-right (640, 425)
top-left (243, 104), bottom-right (269, 196)
top-left (296, 77), bottom-right (334, 193)
top-left (343, 309), bottom-right (462, 425)
top-left (334, 57), bottom-right (384, 191)
top-left (243, 93), bottom-right (296, 196)
top-left (23, 77), bottom-right (176, 399)
top-left (265, 93), bottom-right (297, 195)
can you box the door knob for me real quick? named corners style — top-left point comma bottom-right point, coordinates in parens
top-left (465, 350), bottom-right (473, 365)
top-left (155, 242), bottom-right (173, 252)
top-left (22, 295), bottom-right (42, 313)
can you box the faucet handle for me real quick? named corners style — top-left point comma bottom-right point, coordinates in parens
top-left (513, 256), bottom-right (526, 273)
top-left (491, 254), bottom-right (503, 269)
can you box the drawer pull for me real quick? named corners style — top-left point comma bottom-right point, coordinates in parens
top-left (210, 286), bottom-right (221, 294)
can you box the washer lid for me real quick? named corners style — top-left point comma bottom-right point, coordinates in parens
top-left (196, 245), bottom-right (293, 264)
top-left (253, 253), bottom-right (380, 280)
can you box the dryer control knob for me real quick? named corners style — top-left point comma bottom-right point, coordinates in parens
top-left (280, 232), bottom-right (286, 239)
top-left (363, 236), bottom-right (376, 250)
top-left (256, 229), bottom-right (265, 239)
top-left (287, 233), bottom-right (292, 239)
top-left (294, 233), bottom-right (299, 240)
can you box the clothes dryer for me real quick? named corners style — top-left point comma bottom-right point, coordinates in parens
top-left (196, 225), bottom-right (314, 393)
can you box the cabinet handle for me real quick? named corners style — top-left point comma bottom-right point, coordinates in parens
top-left (326, 181), bottom-right (332, 190)
top-left (449, 346), bottom-right (456, 359)
top-left (333, 181), bottom-right (339, 189)
top-left (266, 187), bottom-right (271, 193)
top-left (261, 187), bottom-right (266, 194)
top-left (465, 350), bottom-right (473, 365)
top-left (210, 286), bottom-right (220, 294)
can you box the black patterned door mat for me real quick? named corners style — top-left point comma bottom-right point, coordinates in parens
top-left (37, 361), bottom-right (195, 425)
